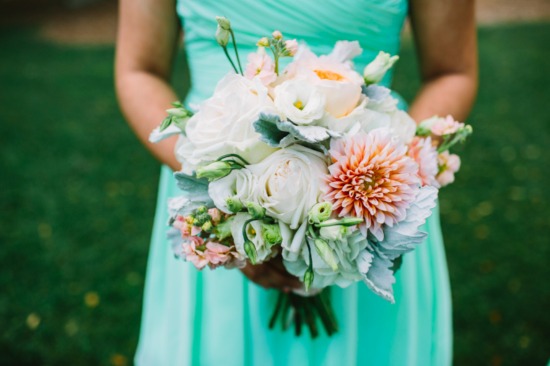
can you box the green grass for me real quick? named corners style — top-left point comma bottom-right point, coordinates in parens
top-left (0, 22), bottom-right (549, 365)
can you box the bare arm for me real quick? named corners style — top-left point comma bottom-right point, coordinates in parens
top-left (408, 0), bottom-right (478, 122)
top-left (115, 0), bottom-right (181, 171)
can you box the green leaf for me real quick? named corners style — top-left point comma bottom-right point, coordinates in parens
top-left (173, 172), bottom-right (213, 205)
top-left (253, 113), bottom-right (290, 147)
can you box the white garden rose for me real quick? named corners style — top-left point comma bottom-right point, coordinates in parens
top-left (273, 78), bottom-right (326, 125)
top-left (208, 169), bottom-right (257, 214)
top-left (176, 73), bottom-right (276, 168)
top-left (248, 145), bottom-right (328, 229)
top-left (284, 42), bottom-right (364, 118)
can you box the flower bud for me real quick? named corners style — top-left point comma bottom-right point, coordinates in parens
top-left (272, 30), bottom-right (283, 39)
top-left (256, 37), bottom-right (270, 47)
top-left (215, 27), bottom-right (230, 47)
top-left (246, 202), bottom-right (266, 219)
top-left (313, 238), bottom-right (339, 271)
top-left (214, 216), bottom-right (234, 240)
top-left (201, 221), bottom-right (213, 232)
top-left (284, 39), bottom-right (298, 57)
top-left (319, 225), bottom-right (348, 241)
top-left (196, 161), bottom-right (232, 181)
top-left (244, 239), bottom-right (258, 264)
top-left (308, 202), bottom-right (333, 224)
top-left (363, 51), bottom-right (399, 85)
top-left (196, 206), bottom-right (208, 214)
top-left (260, 223), bottom-right (282, 247)
top-left (226, 197), bottom-right (243, 213)
top-left (303, 267), bottom-right (314, 292)
top-left (315, 217), bottom-right (363, 228)
top-left (215, 16), bottom-right (231, 30)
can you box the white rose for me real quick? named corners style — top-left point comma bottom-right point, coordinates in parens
top-left (248, 145), bottom-right (328, 229)
top-left (284, 44), bottom-right (364, 118)
top-left (274, 79), bottom-right (326, 125)
top-left (208, 169), bottom-right (257, 214)
top-left (230, 212), bottom-right (293, 263)
top-left (176, 73), bottom-right (276, 168)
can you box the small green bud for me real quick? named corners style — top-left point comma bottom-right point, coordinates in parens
top-left (215, 16), bottom-right (231, 30)
top-left (214, 216), bottom-right (234, 240)
top-left (244, 239), bottom-right (258, 264)
top-left (201, 221), bottom-right (213, 232)
top-left (363, 51), bottom-right (399, 85)
top-left (196, 161), bottom-right (232, 181)
top-left (260, 223), bottom-right (282, 248)
top-left (256, 37), bottom-right (270, 47)
top-left (215, 27), bottom-right (230, 47)
top-left (196, 206), bottom-right (208, 214)
top-left (226, 197), bottom-right (243, 213)
top-left (308, 202), bottom-right (333, 224)
top-left (246, 202), bottom-right (266, 219)
top-left (319, 225), bottom-right (348, 241)
top-left (303, 267), bottom-right (314, 292)
top-left (313, 238), bottom-right (339, 271)
top-left (315, 217), bottom-right (363, 228)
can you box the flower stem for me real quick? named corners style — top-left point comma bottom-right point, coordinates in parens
top-left (269, 291), bottom-right (285, 329)
top-left (222, 46), bottom-right (239, 74)
top-left (229, 30), bottom-right (243, 74)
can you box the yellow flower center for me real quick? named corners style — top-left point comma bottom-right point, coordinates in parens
top-left (314, 69), bottom-right (345, 81)
top-left (293, 100), bottom-right (305, 110)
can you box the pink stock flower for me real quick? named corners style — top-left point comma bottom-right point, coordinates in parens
top-left (324, 129), bottom-right (420, 240)
top-left (182, 236), bottom-right (209, 269)
top-left (208, 208), bottom-right (222, 225)
top-left (244, 51), bottom-right (277, 86)
top-left (173, 215), bottom-right (193, 236)
top-left (408, 137), bottom-right (440, 188)
top-left (204, 241), bottom-right (233, 267)
top-left (431, 115), bottom-right (464, 136)
top-left (436, 151), bottom-right (461, 186)
top-left (285, 39), bottom-right (298, 56)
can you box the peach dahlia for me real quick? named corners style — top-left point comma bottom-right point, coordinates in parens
top-left (324, 129), bottom-right (421, 240)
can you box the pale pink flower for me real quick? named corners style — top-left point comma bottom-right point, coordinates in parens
top-left (324, 129), bottom-right (420, 240)
top-left (208, 208), bottom-right (222, 225)
top-left (430, 115), bottom-right (464, 136)
top-left (436, 151), bottom-right (461, 186)
top-left (204, 242), bottom-right (232, 267)
top-left (244, 51), bottom-right (277, 86)
top-left (272, 30), bottom-right (283, 39)
top-left (173, 215), bottom-right (193, 236)
top-left (408, 137), bottom-right (440, 188)
top-left (285, 39), bottom-right (298, 56)
top-left (191, 225), bottom-right (202, 236)
top-left (182, 236), bottom-right (209, 269)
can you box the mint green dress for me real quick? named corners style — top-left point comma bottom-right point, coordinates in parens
top-left (135, 1), bottom-right (452, 365)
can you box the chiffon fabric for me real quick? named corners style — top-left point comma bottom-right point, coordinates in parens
top-left (135, 1), bottom-right (452, 365)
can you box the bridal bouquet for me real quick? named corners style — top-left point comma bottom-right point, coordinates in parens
top-left (151, 17), bottom-right (472, 337)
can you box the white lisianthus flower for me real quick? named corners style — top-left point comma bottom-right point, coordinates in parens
top-left (230, 212), bottom-right (293, 263)
top-left (274, 79), bottom-right (326, 125)
top-left (363, 51), bottom-right (399, 85)
top-left (208, 169), bottom-right (257, 214)
top-left (284, 42), bottom-right (364, 118)
top-left (176, 73), bottom-right (276, 168)
top-left (248, 145), bottom-right (328, 229)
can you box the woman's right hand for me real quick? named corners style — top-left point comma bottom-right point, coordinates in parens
top-left (239, 254), bottom-right (304, 292)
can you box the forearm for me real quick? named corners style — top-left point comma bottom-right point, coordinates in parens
top-left (116, 70), bottom-right (181, 171)
top-left (408, 72), bottom-right (478, 123)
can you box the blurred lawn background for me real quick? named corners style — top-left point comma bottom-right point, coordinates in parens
top-left (0, 16), bottom-right (549, 366)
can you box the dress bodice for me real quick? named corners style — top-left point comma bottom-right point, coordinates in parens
top-left (176, 0), bottom-right (408, 104)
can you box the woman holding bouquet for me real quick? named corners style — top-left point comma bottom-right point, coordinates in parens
top-left (116, 0), bottom-right (477, 365)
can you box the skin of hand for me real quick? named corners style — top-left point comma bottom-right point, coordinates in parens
top-left (115, 0), bottom-right (478, 291)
